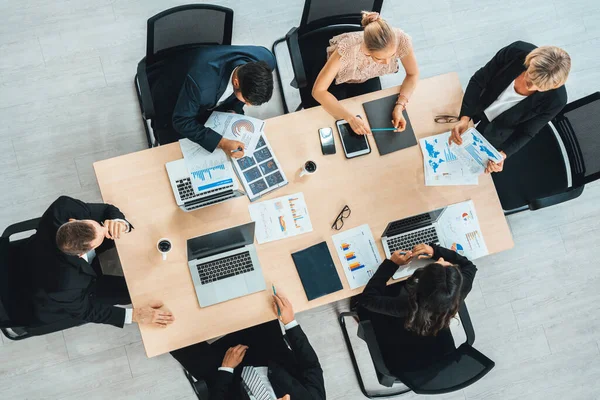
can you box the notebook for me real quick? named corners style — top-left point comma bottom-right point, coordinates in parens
top-left (291, 242), bottom-right (343, 301)
top-left (362, 94), bottom-right (418, 155)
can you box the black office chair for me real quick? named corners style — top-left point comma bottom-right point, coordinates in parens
top-left (493, 92), bottom-right (600, 215)
top-left (135, 4), bottom-right (234, 147)
top-left (272, 0), bottom-right (384, 113)
top-left (1, 218), bottom-right (83, 341)
top-left (339, 302), bottom-right (495, 398)
top-left (183, 368), bottom-right (209, 400)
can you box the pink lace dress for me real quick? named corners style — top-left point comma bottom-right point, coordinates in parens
top-left (326, 28), bottom-right (413, 85)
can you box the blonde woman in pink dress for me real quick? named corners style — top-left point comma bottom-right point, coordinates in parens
top-left (312, 11), bottom-right (419, 135)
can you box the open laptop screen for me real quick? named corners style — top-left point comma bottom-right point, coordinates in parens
top-left (187, 222), bottom-right (255, 261)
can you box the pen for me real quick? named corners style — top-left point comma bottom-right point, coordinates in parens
top-left (272, 284), bottom-right (281, 317)
top-left (230, 147), bottom-right (243, 153)
top-left (371, 128), bottom-right (398, 131)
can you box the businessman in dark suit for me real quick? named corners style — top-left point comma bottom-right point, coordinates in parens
top-left (171, 45), bottom-right (276, 158)
top-left (450, 41), bottom-right (571, 173)
top-left (24, 196), bottom-right (174, 329)
top-left (171, 291), bottom-right (325, 400)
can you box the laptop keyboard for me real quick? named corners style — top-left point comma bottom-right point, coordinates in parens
top-left (388, 227), bottom-right (439, 253)
top-left (176, 177), bottom-right (233, 201)
top-left (196, 251), bottom-right (254, 285)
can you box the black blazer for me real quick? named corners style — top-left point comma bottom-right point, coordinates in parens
top-left (172, 45), bottom-right (276, 153)
top-left (358, 244), bottom-right (477, 318)
top-left (212, 325), bottom-right (326, 400)
top-left (459, 41), bottom-right (567, 157)
top-left (25, 196), bottom-right (130, 328)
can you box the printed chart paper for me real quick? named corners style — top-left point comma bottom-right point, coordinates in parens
top-left (179, 139), bottom-right (233, 194)
top-left (332, 224), bottom-right (382, 289)
top-left (248, 193), bottom-right (313, 244)
top-left (205, 111), bottom-right (265, 154)
top-left (452, 128), bottom-right (504, 175)
top-left (437, 200), bottom-right (489, 260)
top-left (419, 132), bottom-right (478, 186)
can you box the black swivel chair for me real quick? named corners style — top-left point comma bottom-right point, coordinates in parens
top-left (135, 4), bottom-right (234, 147)
top-left (272, 0), bottom-right (384, 113)
top-left (183, 368), bottom-right (209, 400)
top-left (339, 302), bottom-right (495, 398)
top-left (1, 218), bottom-right (83, 341)
top-left (493, 92), bottom-right (600, 214)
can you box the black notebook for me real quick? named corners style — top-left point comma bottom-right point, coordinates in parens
top-left (362, 94), bottom-right (418, 155)
top-left (291, 242), bottom-right (343, 301)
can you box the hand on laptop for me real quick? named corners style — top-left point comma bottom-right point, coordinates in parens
top-left (273, 292), bottom-right (295, 325)
top-left (221, 345), bottom-right (249, 369)
top-left (412, 243), bottom-right (434, 259)
top-left (218, 137), bottom-right (245, 158)
top-left (132, 301), bottom-right (175, 328)
top-left (390, 250), bottom-right (413, 266)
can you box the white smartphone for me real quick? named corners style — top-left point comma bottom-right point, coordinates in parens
top-left (336, 119), bottom-right (371, 159)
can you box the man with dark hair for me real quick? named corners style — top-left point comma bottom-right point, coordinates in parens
top-left (171, 46), bottom-right (276, 158)
top-left (24, 196), bottom-right (175, 329)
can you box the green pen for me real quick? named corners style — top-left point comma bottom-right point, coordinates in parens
top-left (272, 284), bottom-right (281, 317)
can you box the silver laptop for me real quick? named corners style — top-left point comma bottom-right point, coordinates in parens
top-left (381, 208), bottom-right (444, 279)
top-left (166, 159), bottom-right (244, 212)
top-left (187, 222), bottom-right (266, 307)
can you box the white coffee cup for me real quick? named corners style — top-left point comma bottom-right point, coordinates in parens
top-left (299, 160), bottom-right (317, 177)
top-left (157, 238), bottom-right (172, 261)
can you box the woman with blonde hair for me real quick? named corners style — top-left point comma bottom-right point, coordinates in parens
top-left (311, 11), bottom-right (419, 134)
top-left (449, 41), bottom-right (571, 173)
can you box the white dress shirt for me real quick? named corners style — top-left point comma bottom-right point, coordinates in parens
top-left (216, 67), bottom-right (238, 107)
top-left (81, 218), bottom-right (133, 325)
top-left (484, 80), bottom-right (527, 122)
top-left (218, 320), bottom-right (300, 396)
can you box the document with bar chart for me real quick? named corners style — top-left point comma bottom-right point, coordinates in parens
top-left (332, 224), bottom-right (382, 289)
top-left (419, 131), bottom-right (478, 186)
top-left (437, 200), bottom-right (489, 260)
top-left (248, 192), bottom-right (313, 244)
top-left (452, 128), bottom-right (503, 175)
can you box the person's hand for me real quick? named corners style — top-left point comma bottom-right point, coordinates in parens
top-left (485, 151), bottom-right (507, 174)
top-left (347, 115), bottom-right (371, 135)
top-left (221, 345), bottom-right (248, 369)
top-left (390, 250), bottom-right (413, 266)
top-left (391, 105), bottom-right (407, 132)
top-left (218, 137), bottom-right (245, 159)
top-left (103, 220), bottom-right (128, 239)
top-left (412, 243), bottom-right (434, 259)
top-left (449, 118), bottom-right (470, 145)
top-left (272, 292), bottom-right (295, 325)
top-left (132, 301), bottom-right (175, 328)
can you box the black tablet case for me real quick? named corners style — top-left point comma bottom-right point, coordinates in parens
top-left (291, 242), bottom-right (343, 301)
top-left (362, 94), bottom-right (418, 155)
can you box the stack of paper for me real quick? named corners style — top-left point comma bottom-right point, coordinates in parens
top-left (419, 128), bottom-right (502, 186)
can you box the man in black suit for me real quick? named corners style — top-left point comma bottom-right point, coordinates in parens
top-left (171, 291), bottom-right (325, 400)
top-left (25, 196), bottom-right (174, 329)
top-left (450, 41), bottom-right (571, 173)
top-left (170, 45), bottom-right (276, 158)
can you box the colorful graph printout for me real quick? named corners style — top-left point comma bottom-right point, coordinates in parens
top-left (437, 200), bottom-right (489, 260)
top-left (332, 224), bottom-right (382, 290)
top-left (248, 192), bottom-right (313, 244)
top-left (205, 112), bottom-right (264, 154)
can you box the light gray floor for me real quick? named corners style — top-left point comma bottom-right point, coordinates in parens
top-left (1, 0), bottom-right (599, 399)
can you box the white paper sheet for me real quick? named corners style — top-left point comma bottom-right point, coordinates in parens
top-left (179, 138), bottom-right (228, 171)
top-left (452, 128), bottom-right (504, 175)
top-left (436, 200), bottom-right (489, 260)
top-left (248, 192), bottom-right (313, 244)
top-left (205, 111), bottom-right (265, 154)
top-left (419, 132), bottom-right (479, 186)
top-left (332, 224), bottom-right (382, 290)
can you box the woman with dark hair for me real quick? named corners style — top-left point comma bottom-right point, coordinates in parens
top-left (359, 243), bottom-right (476, 336)
top-left (356, 243), bottom-right (477, 373)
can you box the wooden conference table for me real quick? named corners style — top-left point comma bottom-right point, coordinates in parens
top-left (94, 72), bottom-right (513, 357)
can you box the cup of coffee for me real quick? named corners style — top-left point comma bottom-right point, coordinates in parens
top-left (157, 238), bottom-right (172, 261)
top-left (299, 160), bottom-right (317, 177)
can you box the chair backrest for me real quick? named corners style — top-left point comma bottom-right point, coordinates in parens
top-left (399, 343), bottom-right (495, 394)
top-left (298, 0), bottom-right (383, 33)
top-left (146, 4), bottom-right (233, 64)
top-left (553, 92), bottom-right (600, 187)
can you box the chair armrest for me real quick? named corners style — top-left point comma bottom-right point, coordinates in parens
top-left (529, 185), bottom-right (585, 211)
top-left (458, 302), bottom-right (475, 346)
top-left (2, 217), bottom-right (40, 239)
top-left (285, 27), bottom-right (307, 89)
top-left (136, 59), bottom-right (155, 120)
